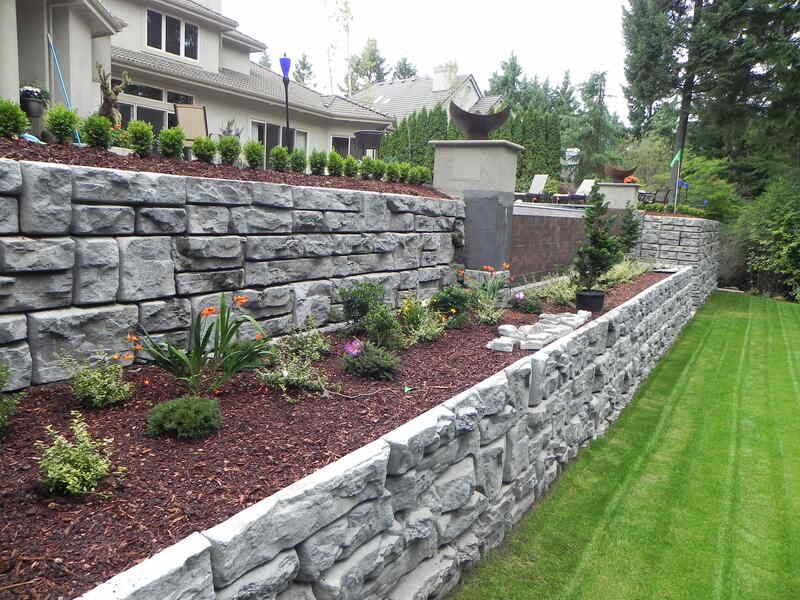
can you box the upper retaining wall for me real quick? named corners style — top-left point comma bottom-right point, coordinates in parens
top-left (76, 267), bottom-right (698, 600)
top-left (0, 159), bottom-right (464, 389)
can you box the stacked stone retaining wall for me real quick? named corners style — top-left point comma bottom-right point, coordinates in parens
top-left (0, 159), bottom-right (463, 389)
top-left (77, 266), bottom-right (698, 600)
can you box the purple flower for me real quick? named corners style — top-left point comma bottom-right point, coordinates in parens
top-left (344, 339), bottom-right (363, 357)
top-left (515, 292), bottom-right (526, 301)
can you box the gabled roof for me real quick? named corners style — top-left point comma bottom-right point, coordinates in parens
top-left (471, 95), bottom-right (504, 114)
top-left (353, 75), bottom-right (472, 122)
top-left (141, 0), bottom-right (238, 28)
top-left (111, 47), bottom-right (393, 124)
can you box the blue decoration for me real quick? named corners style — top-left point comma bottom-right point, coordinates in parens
top-left (280, 55), bottom-right (291, 78)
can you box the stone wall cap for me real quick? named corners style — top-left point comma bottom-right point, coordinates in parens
top-left (428, 139), bottom-right (525, 152)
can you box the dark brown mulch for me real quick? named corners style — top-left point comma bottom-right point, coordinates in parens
top-left (0, 139), bottom-right (449, 199)
top-left (0, 272), bottom-right (668, 599)
top-left (643, 210), bottom-right (705, 219)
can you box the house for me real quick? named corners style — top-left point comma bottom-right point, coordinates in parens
top-left (2, 0), bottom-right (392, 158)
top-left (351, 61), bottom-right (504, 123)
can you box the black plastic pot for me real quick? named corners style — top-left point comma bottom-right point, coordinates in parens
top-left (20, 97), bottom-right (44, 118)
top-left (575, 289), bottom-right (605, 312)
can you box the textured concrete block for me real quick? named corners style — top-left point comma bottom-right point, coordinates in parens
top-left (236, 287), bottom-right (294, 319)
top-left (0, 314), bottom-right (26, 344)
top-left (187, 177), bottom-right (253, 205)
top-left (71, 205), bottom-right (135, 234)
top-left (251, 181), bottom-right (293, 208)
top-left (0, 342), bottom-right (31, 391)
top-left (136, 207), bottom-right (187, 234)
top-left (0, 237), bottom-right (74, 272)
top-left (173, 236), bottom-right (244, 271)
top-left (383, 405), bottom-right (456, 475)
top-left (74, 238), bottom-right (119, 305)
top-left (175, 270), bottom-right (244, 295)
top-left (230, 207), bottom-right (292, 234)
top-left (292, 187), bottom-right (362, 211)
top-left (0, 160), bottom-right (22, 195)
top-left (139, 298), bottom-right (192, 332)
top-left (245, 258), bottom-right (335, 287)
top-left (19, 162), bottom-right (72, 233)
top-left (0, 197), bottom-right (18, 233)
top-left (422, 456), bottom-right (476, 513)
top-left (71, 166), bottom-right (132, 203)
top-left (118, 237), bottom-right (175, 301)
top-left (276, 584), bottom-right (317, 600)
top-left (0, 271), bottom-right (73, 312)
top-left (187, 205), bottom-right (230, 234)
top-left (130, 172), bottom-right (186, 205)
top-left (216, 550), bottom-right (299, 600)
top-left (28, 304), bottom-right (139, 383)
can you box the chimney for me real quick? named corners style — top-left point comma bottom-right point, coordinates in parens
top-left (432, 61), bottom-right (458, 92)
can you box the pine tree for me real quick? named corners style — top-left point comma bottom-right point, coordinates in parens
top-left (393, 57), bottom-right (417, 80)
top-left (293, 54), bottom-right (314, 86)
top-left (257, 51), bottom-right (272, 69)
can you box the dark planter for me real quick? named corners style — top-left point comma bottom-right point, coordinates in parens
top-left (575, 289), bottom-right (605, 312)
top-left (20, 97), bottom-right (44, 119)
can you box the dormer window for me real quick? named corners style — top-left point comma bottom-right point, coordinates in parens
top-left (147, 9), bottom-right (198, 60)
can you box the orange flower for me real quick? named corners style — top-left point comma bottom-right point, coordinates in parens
top-left (502, 263), bottom-right (510, 270)
top-left (233, 295), bottom-right (249, 305)
top-left (456, 270), bottom-right (464, 276)
top-left (123, 352), bottom-right (134, 360)
top-left (201, 307), bottom-right (218, 317)
top-left (134, 344), bottom-right (143, 351)
top-left (255, 333), bottom-right (263, 340)
top-left (143, 378), bottom-right (151, 385)
top-left (127, 333), bottom-right (139, 342)
top-left (112, 353), bottom-right (121, 360)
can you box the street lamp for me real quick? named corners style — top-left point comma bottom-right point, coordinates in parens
top-left (279, 54), bottom-right (294, 152)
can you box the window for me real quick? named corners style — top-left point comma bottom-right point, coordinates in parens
top-left (167, 91), bottom-right (194, 105)
top-left (332, 136), bottom-right (350, 157)
top-left (146, 9), bottom-right (199, 59)
top-left (266, 124), bottom-right (281, 153)
top-left (137, 107), bottom-right (167, 136)
top-left (252, 122), bottom-right (266, 144)
top-left (112, 79), bottom-right (163, 101)
top-left (119, 103), bottom-right (133, 128)
top-left (294, 130), bottom-right (308, 153)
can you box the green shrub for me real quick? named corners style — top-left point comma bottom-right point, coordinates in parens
top-left (192, 136), bottom-right (217, 163)
top-left (110, 127), bottom-right (129, 148)
top-left (218, 136), bottom-right (241, 166)
top-left (598, 259), bottom-right (651, 289)
top-left (407, 166), bottom-right (429, 185)
top-left (243, 140), bottom-right (265, 168)
top-left (0, 99), bottom-right (30, 138)
top-left (159, 127), bottom-right (185, 159)
top-left (618, 207), bottom-right (641, 253)
top-left (71, 361), bottom-right (133, 409)
top-left (398, 162), bottom-right (412, 183)
top-left (528, 275), bottom-right (578, 306)
top-left (430, 285), bottom-right (472, 317)
top-left (363, 303), bottom-right (404, 350)
top-left (343, 155), bottom-right (359, 177)
top-left (258, 354), bottom-right (327, 397)
top-left (45, 105), bottom-right (80, 143)
top-left (327, 151), bottom-right (344, 176)
top-left (641, 203), bottom-right (707, 218)
top-left (510, 291), bottom-right (543, 314)
top-left (472, 289), bottom-right (504, 324)
top-left (385, 162), bottom-right (401, 183)
top-left (0, 394), bottom-right (19, 439)
top-left (359, 157), bottom-right (375, 179)
top-left (290, 150), bottom-right (306, 173)
top-left (80, 114), bottom-right (113, 150)
top-left (574, 186), bottom-right (621, 290)
top-left (147, 396), bottom-right (222, 440)
top-left (278, 320), bottom-right (331, 362)
top-left (371, 159), bottom-right (387, 181)
top-left (342, 342), bottom-right (400, 380)
top-left (35, 411), bottom-right (112, 495)
top-left (270, 145), bottom-right (290, 172)
top-left (398, 297), bottom-right (444, 344)
top-left (339, 282), bottom-right (385, 327)
top-left (127, 120), bottom-right (154, 157)
top-left (309, 150), bottom-right (328, 175)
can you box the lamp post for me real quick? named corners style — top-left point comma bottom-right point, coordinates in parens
top-left (279, 54), bottom-right (293, 152)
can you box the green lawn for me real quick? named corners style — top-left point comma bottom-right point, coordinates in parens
top-left (453, 292), bottom-right (800, 600)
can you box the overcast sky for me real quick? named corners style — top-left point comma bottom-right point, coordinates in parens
top-left (222, 0), bottom-right (631, 121)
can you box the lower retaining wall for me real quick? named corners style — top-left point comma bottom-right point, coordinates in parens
top-left (78, 266), bottom-right (698, 600)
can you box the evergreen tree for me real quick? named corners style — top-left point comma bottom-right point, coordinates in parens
top-left (257, 51), bottom-right (272, 69)
top-left (393, 57), bottom-right (417, 80)
top-left (488, 53), bottom-right (526, 107)
top-left (293, 53), bottom-right (314, 85)
top-left (345, 38), bottom-right (389, 93)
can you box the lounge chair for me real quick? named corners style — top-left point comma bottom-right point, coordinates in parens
top-left (553, 178), bottom-right (595, 204)
top-left (514, 174), bottom-right (549, 202)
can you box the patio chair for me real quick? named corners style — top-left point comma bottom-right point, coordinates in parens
top-left (514, 174), bottom-right (550, 202)
top-left (553, 178), bottom-right (595, 204)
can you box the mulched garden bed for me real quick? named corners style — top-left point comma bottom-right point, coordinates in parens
top-left (0, 139), bottom-right (449, 199)
top-left (643, 210), bottom-right (706, 219)
top-left (0, 272), bottom-right (668, 599)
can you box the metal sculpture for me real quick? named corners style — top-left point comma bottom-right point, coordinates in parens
top-left (97, 64), bottom-right (131, 128)
top-left (603, 165), bottom-right (637, 183)
top-left (448, 101), bottom-right (510, 140)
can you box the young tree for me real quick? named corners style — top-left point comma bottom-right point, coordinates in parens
top-left (572, 72), bottom-right (625, 182)
top-left (257, 51), bottom-right (272, 69)
top-left (342, 38), bottom-right (390, 94)
top-left (293, 53), bottom-right (314, 85)
top-left (393, 57), bottom-right (417, 80)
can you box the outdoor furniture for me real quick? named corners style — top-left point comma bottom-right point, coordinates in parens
top-left (513, 173), bottom-right (549, 201)
top-left (553, 178), bottom-right (595, 204)
top-left (174, 104), bottom-right (209, 158)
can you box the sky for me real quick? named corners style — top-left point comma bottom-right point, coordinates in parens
top-left (222, 0), bottom-right (632, 121)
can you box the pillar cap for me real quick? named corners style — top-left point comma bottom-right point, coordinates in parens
top-left (429, 139), bottom-right (525, 152)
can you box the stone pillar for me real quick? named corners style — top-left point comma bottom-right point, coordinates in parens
top-left (462, 190), bottom-right (514, 270)
top-left (596, 182), bottom-right (640, 209)
top-left (0, 0), bottom-right (20, 102)
top-left (429, 140), bottom-right (524, 199)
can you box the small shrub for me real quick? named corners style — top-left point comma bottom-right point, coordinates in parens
top-left (339, 282), bottom-right (385, 328)
top-left (290, 150), bottom-right (307, 173)
top-left (398, 162), bottom-right (412, 183)
top-left (0, 99), bottom-right (30, 138)
top-left (109, 127), bottom-right (129, 148)
top-left (278, 320), bottom-right (331, 362)
top-left (398, 297), bottom-right (444, 344)
top-left (270, 145), bottom-right (290, 172)
top-left (420, 166), bottom-right (432, 184)
top-left (342, 341), bottom-right (400, 380)
top-left (0, 394), bottom-right (19, 439)
top-left (371, 159), bottom-right (387, 181)
top-left (529, 275), bottom-right (578, 306)
top-left (71, 361), bottom-right (134, 409)
top-left (127, 120), bottom-right (154, 157)
top-left (147, 396), bottom-right (222, 440)
top-left (385, 162), bottom-right (401, 183)
top-left (159, 127), bottom-right (185, 159)
top-left (81, 114), bottom-right (113, 150)
top-left (219, 135), bottom-right (241, 166)
top-left (363, 303), bottom-right (404, 350)
top-left (192, 136), bottom-right (217, 163)
top-left (641, 202), bottom-right (707, 218)
top-left (45, 105), bottom-right (80, 143)
top-left (243, 140), bottom-right (265, 168)
top-left (359, 157), bottom-right (375, 179)
top-left (510, 291), bottom-right (543, 314)
top-left (618, 207), bottom-right (641, 253)
top-left (598, 259), bottom-right (651, 289)
top-left (35, 411), bottom-right (112, 495)
top-left (327, 151), bottom-right (344, 176)
top-left (343, 155), bottom-right (359, 177)
top-left (309, 150), bottom-right (328, 175)
top-left (407, 166), bottom-right (430, 185)
top-left (430, 285), bottom-right (472, 316)
top-left (445, 312), bottom-right (471, 329)
top-left (258, 354), bottom-right (328, 397)
top-left (472, 289), bottom-right (504, 324)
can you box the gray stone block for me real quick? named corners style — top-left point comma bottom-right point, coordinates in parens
top-left (216, 550), bottom-right (299, 600)
top-left (436, 490), bottom-right (488, 545)
top-left (173, 236), bottom-right (244, 271)
top-left (75, 532), bottom-right (214, 600)
top-left (136, 207), bottom-right (187, 234)
top-left (0, 271), bottom-right (73, 312)
top-left (0, 197), bottom-right (18, 233)
top-left (71, 166), bottom-right (132, 203)
top-left (475, 438), bottom-right (505, 500)
top-left (325, 212), bottom-right (363, 233)
top-left (71, 204), bottom-right (135, 234)
top-left (422, 456), bottom-right (476, 513)
top-left (74, 238), bottom-right (119, 305)
top-left (245, 258), bottom-right (335, 287)
top-left (503, 418), bottom-right (531, 483)
top-left (130, 172), bottom-right (186, 205)
top-left (385, 468), bottom-right (435, 512)
top-left (293, 187), bottom-right (363, 212)
top-left (20, 162), bottom-right (72, 233)
top-left (139, 298), bottom-right (192, 332)
top-left (230, 207), bottom-right (292, 234)
top-left (187, 205), bottom-right (230, 234)
top-left (203, 439), bottom-right (389, 587)
top-left (236, 287), bottom-right (295, 319)
top-left (187, 177), bottom-right (253, 205)
top-left (245, 235), bottom-right (329, 261)
top-left (175, 269), bottom-right (244, 295)
top-left (28, 304), bottom-right (139, 383)
top-left (0, 342), bottom-right (31, 390)
top-left (0, 160), bottom-right (22, 195)
top-left (293, 210), bottom-right (328, 233)
top-left (294, 295), bottom-right (331, 328)
top-left (387, 547), bottom-right (460, 600)
top-left (0, 314), bottom-right (26, 344)
top-left (277, 584), bottom-right (317, 600)
top-left (251, 181), bottom-right (293, 208)
top-left (0, 237), bottom-right (74, 272)
top-left (118, 237), bottom-right (175, 301)
top-left (478, 405), bottom-right (518, 445)
top-left (383, 405), bottom-right (456, 475)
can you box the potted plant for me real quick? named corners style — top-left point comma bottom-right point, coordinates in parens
top-left (573, 185), bottom-right (621, 312)
top-left (19, 85), bottom-right (50, 118)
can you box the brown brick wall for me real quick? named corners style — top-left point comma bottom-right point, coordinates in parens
top-left (510, 213), bottom-right (585, 281)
